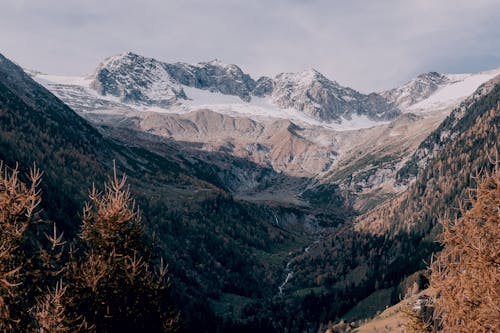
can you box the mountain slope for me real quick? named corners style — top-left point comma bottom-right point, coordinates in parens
top-left (396, 75), bottom-right (500, 185)
top-left (268, 76), bottom-right (500, 329)
top-left (30, 54), bottom-right (500, 217)
top-left (357, 74), bottom-right (500, 235)
top-left (382, 68), bottom-right (500, 111)
top-left (34, 52), bottom-right (399, 124)
top-left (381, 72), bottom-right (450, 109)
top-left (1, 52), bottom-right (358, 332)
top-left (0, 53), bottom-right (112, 231)
top-left (270, 69), bottom-right (399, 122)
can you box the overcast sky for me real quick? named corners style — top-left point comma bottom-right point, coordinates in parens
top-left (1, 0), bottom-right (499, 92)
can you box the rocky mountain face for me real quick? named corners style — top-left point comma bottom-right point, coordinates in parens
top-left (90, 52), bottom-right (259, 106)
top-left (270, 69), bottom-right (399, 122)
top-left (165, 59), bottom-right (257, 101)
top-left (91, 53), bottom-right (186, 107)
top-left (381, 72), bottom-right (450, 109)
top-left (88, 52), bottom-right (399, 123)
top-left (31, 53), bottom-right (500, 213)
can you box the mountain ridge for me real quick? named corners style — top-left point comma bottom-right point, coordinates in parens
top-left (50, 51), bottom-right (400, 124)
top-left (29, 53), bottom-right (500, 212)
top-left (3, 48), bottom-right (500, 332)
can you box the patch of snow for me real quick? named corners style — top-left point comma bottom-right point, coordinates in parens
top-left (34, 73), bottom-right (91, 87)
top-left (182, 86), bottom-right (385, 131)
top-left (30, 72), bottom-right (390, 132)
top-left (31, 72), bottom-right (129, 109)
top-left (183, 86), bottom-right (244, 106)
top-left (409, 68), bottom-right (500, 112)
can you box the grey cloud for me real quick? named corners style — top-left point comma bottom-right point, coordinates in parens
top-left (0, 0), bottom-right (498, 92)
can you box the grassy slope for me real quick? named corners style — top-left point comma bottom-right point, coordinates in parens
top-left (353, 289), bottom-right (435, 333)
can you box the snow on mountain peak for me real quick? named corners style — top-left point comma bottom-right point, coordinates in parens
top-left (100, 51), bottom-right (144, 69)
top-left (90, 52), bottom-right (184, 107)
top-left (380, 71), bottom-right (450, 109)
top-left (83, 53), bottom-right (400, 124)
top-left (271, 69), bottom-right (398, 123)
top-left (408, 67), bottom-right (500, 111)
top-left (382, 67), bottom-right (500, 112)
top-left (204, 58), bottom-right (230, 67)
top-left (59, 52), bottom-right (500, 130)
top-left (275, 69), bottom-right (333, 88)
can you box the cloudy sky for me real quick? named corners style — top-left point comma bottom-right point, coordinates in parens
top-left (1, 0), bottom-right (499, 92)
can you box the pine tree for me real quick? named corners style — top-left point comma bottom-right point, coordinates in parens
top-left (0, 162), bottom-right (42, 331)
top-left (430, 166), bottom-right (500, 332)
top-left (66, 166), bottom-right (179, 332)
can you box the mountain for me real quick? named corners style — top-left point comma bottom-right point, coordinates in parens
top-left (0, 53), bottom-right (112, 232)
top-left (357, 74), bottom-right (500, 235)
top-left (90, 52), bottom-right (257, 105)
top-left (36, 52), bottom-right (398, 124)
top-left (381, 71), bottom-right (450, 109)
top-left (164, 58), bottom-right (257, 102)
top-left (270, 69), bottom-right (399, 122)
top-left (382, 68), bottom-right (500, 111)
top-left (14, 50), bottom-right (500, 331)
top-left (30, 53), bottom-right (500, 213)
top-left (90, 52), bottom-right (187, 107)
top-left (396, 74), bottom-right (500, 185)
top-left (1, 52), bottom-right (355, 332)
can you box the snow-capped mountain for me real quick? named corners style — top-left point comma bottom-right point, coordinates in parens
top-left (382, 68), bottom-right (500, 111)
top-left (28, 53), bottom-right (500, 211)
top-left (77, 52), bottom-right (399, 124)
top-left (90, 52), bottom-right (187, 107)
top-left (269, 69), bottom-right (399, 122)
top-left (90, 52), bottom-right (258, 105)
top-left (381, 72), bottom-right (450, 109)
top-left (408, 68), bottom-right (500, 111)
top-left (164, 59), bottom-right (257, 102)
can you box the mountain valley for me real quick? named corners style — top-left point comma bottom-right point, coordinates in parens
top-left (29, 52), bottom-right (500, 212)
top-left (1, 50), bottom-right (499, 332)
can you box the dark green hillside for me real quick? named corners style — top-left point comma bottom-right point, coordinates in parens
top-left (360, 79), bottom-right (500, 235)
top-left (0, 53), bottom-right (206, 234)
top-left (0, 53), bottom-right (354, 332)
top-left (266, 78), bottom-right (500, 330)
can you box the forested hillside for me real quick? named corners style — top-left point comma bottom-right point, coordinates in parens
top-left (0, 53), bottom-right (352, 332)
top-left (357, 77), bottom-right (500, 235)
top-left (269, 77), bottom-right (500, 330)
top-left (1, 49), bottom-right (498, 331)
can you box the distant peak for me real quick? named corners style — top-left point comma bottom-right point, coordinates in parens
top-left (276, 68), bottom-right (334, 86)
top-left (416, 71), bottom-right (444, 79)
top-left (111, 51), bottom-right (140, 60)
top-left (200, 58), bottom-right (237, 69)
top-left (206, 58), bottom-right (225, 65)
top-left (119, 51), bottom-right (137, 57)
top-left (302, 68), bottom-right (321, 75)
top-left (101, 51), bottom-right (147, 67)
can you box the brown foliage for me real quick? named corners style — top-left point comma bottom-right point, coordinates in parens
top-left (80, 167), bottom-right (143, 254)
top-left (430, 166), bottom-right (500, 332)
top-left (34, 280), bottom-right (69, 333)
top-left (402, 303), bottom-right (435, 333)
top-left (0, 162), bottom-right (42, 331)
top-left (66, 166), bottom-right (179, 332)
top-left (0, 161), bottom-right (179, 332)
